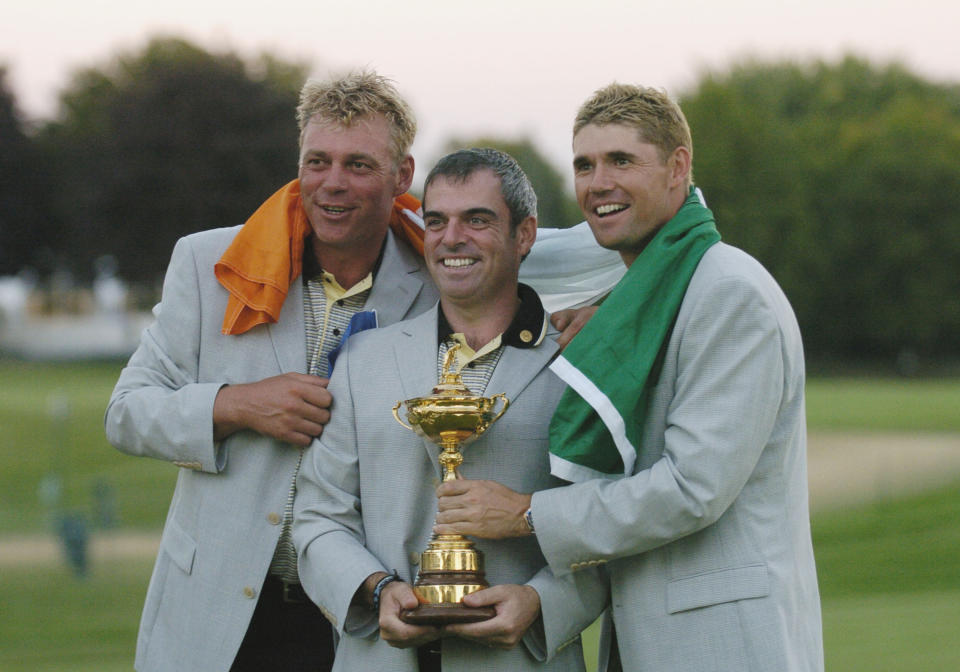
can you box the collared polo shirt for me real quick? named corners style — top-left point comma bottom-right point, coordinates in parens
top-left (269, 240), bottom-right (380, 584)
top-left (302, 252), bottom-right (376, 378)
top-left (436, 283), bottom-right (549, 395)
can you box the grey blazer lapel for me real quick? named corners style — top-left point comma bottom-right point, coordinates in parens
top-left (392, 310), bottom-right (444, 479)
top-left (268, 278), bottom-right (308, 374)
top-left (486, 331), bottom-right (560, 404)
top-left (367, 230), bottom-right (427, 325)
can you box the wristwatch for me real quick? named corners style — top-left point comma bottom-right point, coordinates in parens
top-left (524, 507), bottom-right (535, 535)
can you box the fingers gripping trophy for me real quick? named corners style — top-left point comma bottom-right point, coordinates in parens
top-left (392, 344), bottom-right (509, 624)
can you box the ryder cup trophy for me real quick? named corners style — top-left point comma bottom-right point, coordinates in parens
top-left (391, 344), bottom-right (510, 624)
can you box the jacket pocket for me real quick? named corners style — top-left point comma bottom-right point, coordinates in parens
top-left (161, 518), bottom-right (197, 575)
top-left (667, 563), bottom-right (769, 614)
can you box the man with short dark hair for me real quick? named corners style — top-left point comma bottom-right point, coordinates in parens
top-left (293, 148), bottom-right (606, 672)
top-left (435, 84), bottom-right (825, 672)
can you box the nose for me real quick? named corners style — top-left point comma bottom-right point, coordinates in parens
top-left (588, 163), bottom-right (614, 193)
top-left (440, 218), bottom-right (467, 248)
top-left (320, 163), bottom-right (348, 192)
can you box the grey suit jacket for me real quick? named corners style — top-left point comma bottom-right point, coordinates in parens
top-left (293, 307), bottom-right (608, 672)
top-left (104, 226), bottom-right (439, 672)
top-left (533, 243), bottom-right (824, 672)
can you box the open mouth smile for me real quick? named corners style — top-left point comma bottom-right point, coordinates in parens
top-left (442, 257), bottom-right (477, 268)
top-left (321, 205), bottom-right (353, 215)
top-left (595, 203), bottom-right (628, 217)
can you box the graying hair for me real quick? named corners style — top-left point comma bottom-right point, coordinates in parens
top-left (423, 148), bottom-right (537, 230)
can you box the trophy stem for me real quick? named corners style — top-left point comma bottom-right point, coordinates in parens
top-left (438, 434), bottom-right (463, 482)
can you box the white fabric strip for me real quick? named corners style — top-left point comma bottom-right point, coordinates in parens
top-left (401, 208), bottom-right (425, 229)
top-left (549, 354), bottom-right (637, 479)
top-left (548, 452), bottom-right (625, 483)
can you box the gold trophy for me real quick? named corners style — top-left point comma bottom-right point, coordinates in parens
top-left (391, 344), bottom-right (509, 624)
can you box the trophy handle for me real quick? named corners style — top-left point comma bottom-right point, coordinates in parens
top-left (392, 401), bottom-right (412, 431)
top-left (490, 393), bottom-right (510, 423)
top-left (475, 393), bottom-right (510, 436)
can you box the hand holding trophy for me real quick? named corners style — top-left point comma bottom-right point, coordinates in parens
top-left (392, 344), bottom-right (509, 624)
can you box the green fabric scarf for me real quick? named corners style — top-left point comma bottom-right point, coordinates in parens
top-left (548, 187), bottom-right (720, 481)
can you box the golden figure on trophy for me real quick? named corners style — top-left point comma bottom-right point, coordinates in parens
top-left (392, 344), bottom-right (509, 624)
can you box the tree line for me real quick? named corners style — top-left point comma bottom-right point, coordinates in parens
top-left (681, 56), bottom-right (960, 363)
top-left (1, 38), bottom-right (958, 364)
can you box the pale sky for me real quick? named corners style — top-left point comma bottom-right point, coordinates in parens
top-left (2, 0), bottom-right (957, 176)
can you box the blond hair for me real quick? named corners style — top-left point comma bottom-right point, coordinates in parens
top-left (575, 83), bottom-right (693, 184)
top-left (296, 70), bottom-right (416, 163)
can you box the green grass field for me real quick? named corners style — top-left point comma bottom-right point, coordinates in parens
top-left (1, 360), bottom-right (959, 670)
top-left (805, 377), bottom-right (960, 433)
top-left (0, 360), bottom-right (176, 534)
top-left (2, 483), bottom-right (958, 671)
top-left (0, 557), bottom-right (154, 672)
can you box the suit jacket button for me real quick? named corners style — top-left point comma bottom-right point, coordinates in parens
top-left (409, 551), bottom-right (421, 566)
top-left (243, 586), bottom-right (256, 599)
top-left (267, 512), bottom-right (281, 525)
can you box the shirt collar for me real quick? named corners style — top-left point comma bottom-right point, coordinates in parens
top-left (437, 283), bottom-right (548, 350)
top-left (302, 233), bottom-right (387, 285)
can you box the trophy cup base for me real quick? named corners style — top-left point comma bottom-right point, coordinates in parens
top-left (400, 603), bottom-right (496, 625)
top-left (399, 569), bottom-right (496, 625)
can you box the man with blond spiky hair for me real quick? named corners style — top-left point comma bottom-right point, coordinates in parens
top-left (107, 69), bottom-right (434, 672)
top-left (106, 70), bottom-right (619, 672)
top-left (436, 83), bottom-right (824, 671)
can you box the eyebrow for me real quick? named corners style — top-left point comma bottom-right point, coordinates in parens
top-left (422, 206), bottom-right (498, 220)
top-left (573, 150), bottom-right (637, 165)
top-left (463, 207), bottom-right (497, 218)
top-left (345, 152), bottom-right (379, 164)
top-left (300, 150), bottom-right (379, 164)
top-left (607, 150), bottom-right (635, 162)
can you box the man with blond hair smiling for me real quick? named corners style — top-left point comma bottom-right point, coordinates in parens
top-left (106, 71), bottom-right (618, 671)
top-left (436, 83), bottom-right (825, 671)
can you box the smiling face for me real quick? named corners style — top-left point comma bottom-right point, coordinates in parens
top-left (572, 122), bottom-right (689, 266)
top-left (422, 170), bottom-right (536, 314)
top-left (297, 113), bottom-right (413, 254)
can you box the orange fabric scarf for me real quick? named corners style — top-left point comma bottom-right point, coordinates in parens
top-left (214, 179), bottom-right (424, 335)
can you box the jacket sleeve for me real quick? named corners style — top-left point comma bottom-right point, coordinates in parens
top-left (293, 343), bottom-right (387, 638)
top-left (522, 561), bottom-right (608, 662)
top-left (104, 235), bottom-right (225, 473)
top-left (533, 271), bottom-right (787, 575)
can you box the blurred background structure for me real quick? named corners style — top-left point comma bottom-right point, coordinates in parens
top-left (2, 38), bottom-right (958, 369)
top-left (1, 1), bottom-right (959, 670)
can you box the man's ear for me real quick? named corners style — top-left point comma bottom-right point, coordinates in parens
top-left (394, 154), bottom-right (415, 196)
top-left (516, 215), bottom-right (537, 258)
top-left (669, 146), bottom-right (691, 187)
